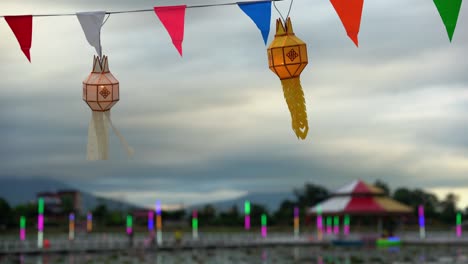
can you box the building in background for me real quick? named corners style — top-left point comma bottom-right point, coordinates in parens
top-left (57, 190), bottom-right (82, 215)
top-left (36, 190), bottom-right (82, 216)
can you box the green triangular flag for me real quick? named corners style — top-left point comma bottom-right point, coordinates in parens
top-left (433, 0), bottom-right (462, 42)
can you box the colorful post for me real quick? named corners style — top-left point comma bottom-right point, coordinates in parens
top-left (148, 210), bottom-right (154, 232)
top-left (261, 214), bottom-right (267, 238)
top-left (192, 210), bottom-right (198, 240)
top-left (316, 205), bottom-right (323, 241)
top-left (126, 214), bottom-right (133, 235)
top-left (37, 197), bottom-right (44, 249)
top-left (343, 215), bottom-right (350, 236)
top-left (293, 207), bottom-right (299, 238)
top-left (245, 200), bottom-right (251, 230)
top-left (326, 216), bottom-right (332, 235)
top-left (87, 212), bottom-right (93, 233)
top-left (418, 205), bottom-right (425, 239)
top-left (333, 216), bottom-right (339, 235)
top-left (69, 213), bottom-right (75, 240)
top-left (456, 212), bottom-right (462, 237)
top-left (20, 216), bottom-right (26, 241)
top-left (156, 200), bottom-right (162, 245)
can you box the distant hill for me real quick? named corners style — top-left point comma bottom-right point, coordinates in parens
top-left (0, 177), bottom-right (297, 214)
top-left (0, 177), bottom-right (140, 212)
top-left (191, 191), bottom-right (296, 213)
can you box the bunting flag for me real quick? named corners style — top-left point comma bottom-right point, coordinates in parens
top-left (330, 0), bottom-right (364, 47)
top-left (76, 11), bottom-right (106, 57)
top-left (154, 5), bottom-right (187, 56)
top-left (238, 1), bottom-right (271, 45)
top-left (433, 0), bottom-right (462, 42)
top-left (4, 15), bottom-right (33, 62)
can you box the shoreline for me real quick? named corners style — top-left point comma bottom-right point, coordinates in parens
top-left (3, 238), bottom-right (468, 256)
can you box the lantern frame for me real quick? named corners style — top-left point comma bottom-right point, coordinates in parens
top-left (267, 18), bottom-right (308, 80)
top-left (82, 56), bottom-right (119, 112)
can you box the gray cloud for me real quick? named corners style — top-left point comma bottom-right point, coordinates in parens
top-left (1, 0), bottom-right (468, 207)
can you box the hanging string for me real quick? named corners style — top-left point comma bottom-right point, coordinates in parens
top-left (0, 0), bottom-right (283, 18)
top-left (273, 0), bottom-right (294, 24)
top-left (286, 0), bottom-right (294, 20)
top-left (102, 13), bottom-right (111, 27)
top-left (273, 1), bottom-right (286, 24)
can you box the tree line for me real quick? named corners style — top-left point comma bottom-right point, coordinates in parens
top-left (0, 180), bottom-right (466, 229)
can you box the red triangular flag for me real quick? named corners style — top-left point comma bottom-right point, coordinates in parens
top-left (5, 15), bottom-right (33, 62)
top-left (154, 5), bottom-right (187, 56)
top-left (330, 0), bottom-right (364, 47)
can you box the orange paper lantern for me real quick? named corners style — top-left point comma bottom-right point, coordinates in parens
top-left (83, 56), bottom-right (119, 111)
top-left (267, 17), bottom-right (309, 139)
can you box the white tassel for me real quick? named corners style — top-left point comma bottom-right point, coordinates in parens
top-left (87, 111), bottom-right (109, 160)
top-left (86, 111), bottom-right (133, 160)
top-left (104, 111), bottom-right (134, 157)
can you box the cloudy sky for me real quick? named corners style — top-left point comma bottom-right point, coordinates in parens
top-left (1, 0), bottom-right (467, 209)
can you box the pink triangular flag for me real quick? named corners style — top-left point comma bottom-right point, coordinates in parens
top-left (5, 15), bottom-right (33, 62)
top-left (154, 5), bottom-right (187, 56)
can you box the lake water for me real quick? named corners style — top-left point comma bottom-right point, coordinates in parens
top-left (2, 245), bottom-right (468, 264)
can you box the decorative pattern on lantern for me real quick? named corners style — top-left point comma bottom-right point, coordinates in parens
top-left (82, 56), bottom-right (132, 160)
top-left (83, 56), bottom-right (119, 111)
top-left (267, 17), bottom-right (309, 139)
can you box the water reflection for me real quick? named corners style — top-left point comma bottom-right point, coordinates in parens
top-left (261, 249), bottom-right (268, 263)
top-left (5, 245), bottom-right (468, 264)
top-left (317, 255), bottom-right (324, 264)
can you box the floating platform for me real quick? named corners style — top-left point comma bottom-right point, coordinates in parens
top-left (376, 237), bottom-right (401, 247)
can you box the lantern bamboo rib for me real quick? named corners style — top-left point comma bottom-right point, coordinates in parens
top-left (280, 77), bottom-right (308, 139)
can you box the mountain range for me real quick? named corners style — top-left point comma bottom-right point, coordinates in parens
top-left (0, 177), bottom-right (296, 213)
top-left (0, 177), bottom-right (139, 211)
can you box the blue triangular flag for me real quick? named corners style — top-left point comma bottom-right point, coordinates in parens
top-left (238, 1), bottom-right (271, 44)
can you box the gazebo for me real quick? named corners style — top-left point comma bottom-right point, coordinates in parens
top-left (308, 180), bottom-right (412, 237)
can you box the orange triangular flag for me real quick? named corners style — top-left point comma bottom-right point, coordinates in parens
top-left (330, 0), bottom-right (364, 47)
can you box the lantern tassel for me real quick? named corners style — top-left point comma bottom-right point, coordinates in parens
top-left (87, 111), bottom-right (109, 160)
top-left (104, 111), bottom-right (135, 157)
top-left (87, 111), bottom-right (134, 160)
top-left (280, 77), bottom-right (309, 139)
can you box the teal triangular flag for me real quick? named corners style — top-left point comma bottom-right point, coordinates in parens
top-left (433, 0), bottom-right (462, 42)
top-left (238, 1), bottom-right (271, 44)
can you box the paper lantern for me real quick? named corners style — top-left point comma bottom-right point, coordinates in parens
top-left (83, 55), bottom-right (119, 112)
top-left (267, 17), bottom-right (309, 139)
top-left (82, 55), bottom-right (132, 160)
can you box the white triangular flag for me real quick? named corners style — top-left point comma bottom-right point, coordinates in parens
top-left (77, 11), bottom-right (106, 57)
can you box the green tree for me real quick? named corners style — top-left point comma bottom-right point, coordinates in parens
top-left (273, 199), bottom-right (295, 225)
top-left (392, 188), bottom-right (411, 205)
top-left (440, 193), bottom-right (458, 224)
top-left (216, 205), bottom-right (242, 226)
top-left (0, 198), bottom-right (12, 227)
top-left (393, 188), bottom-right (439, 219)
top-left (165, 209), bottom-right (186, 221)
top-left (250, 203), bottom-right (270, 226)
top-left (198, 204), bottom-right (217, 226)
top-left (107, 211), bottom-right (125, 226)
top-left (13, 203), bottom-right (37, 219)
top-left (294, 183), bottom-right (329, 209)
top-left (92, 204), bottom-right (108, 224)
top-left (374, 180), bottom-right (390, 196)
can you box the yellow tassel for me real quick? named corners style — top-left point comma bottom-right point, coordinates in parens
top-left (280, 77), bottom-right (309, 139)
